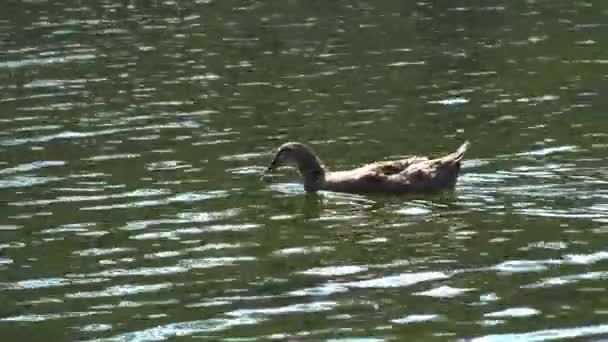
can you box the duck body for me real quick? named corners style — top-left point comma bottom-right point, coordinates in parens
top-left (265, 141), bottom-right (470, 195)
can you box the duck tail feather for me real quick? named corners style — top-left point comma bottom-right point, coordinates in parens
top-left (456, 141), bottom-right (470, 157)
top-left (445, 140), bottom-right (470, 163)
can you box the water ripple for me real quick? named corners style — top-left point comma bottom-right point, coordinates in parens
top-left (346, 272), bottom-right (449, 289)
top-left (66, 283), bottom-right (173, 298)
top-left (1, 311), bottom-right (109, 323)
top-left (2, 1), bottom-right (608, 340)
top-left (94, 317), bottom-right (263, 342)
top-left (473, 324), bottom-right (608, 342)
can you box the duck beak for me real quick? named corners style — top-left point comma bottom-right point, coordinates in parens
top-left (266, 160), bottom-right (277, 172)
top-left (266, 152), bottom-right (282, 172)
top-left (261, 156), bottom-right (278, 180)
top-left (263, 161), bottom-right (276, 175)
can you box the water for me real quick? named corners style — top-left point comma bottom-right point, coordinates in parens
top-left (1, 0), bottom-right (608, 340)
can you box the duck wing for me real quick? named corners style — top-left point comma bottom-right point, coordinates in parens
top-left (338, 156), bottom-right (429, 187)
top-left (323, 142), bottom-right (469, 194)
top-left (364, 156), bottom-right (430, 175)
top-left (396, 141), bottom-right (470, 191)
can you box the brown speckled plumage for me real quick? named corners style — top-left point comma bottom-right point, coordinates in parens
top-left (265, 141), bottom-right (470, 194)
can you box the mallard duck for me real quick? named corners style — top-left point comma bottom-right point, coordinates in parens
top-left (264, 141), bottom-right (470, 194)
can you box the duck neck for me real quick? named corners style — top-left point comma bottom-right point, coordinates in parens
top-left (295, 154), bottom-right (326, 192)
top-left (301, 167), bottom-right (325, 192)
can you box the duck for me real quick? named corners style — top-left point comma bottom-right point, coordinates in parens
top-left (264, 141), bottom-right (470, 194)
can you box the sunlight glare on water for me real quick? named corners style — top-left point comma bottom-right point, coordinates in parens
top-left (1, 0), bottom-right (608, 341)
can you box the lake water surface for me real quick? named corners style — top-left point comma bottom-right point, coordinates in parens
top-left (1, 1), bottom-right (608, 340)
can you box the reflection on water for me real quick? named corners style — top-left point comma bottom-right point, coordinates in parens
top-left (1, 0), bottom-right (608, 340)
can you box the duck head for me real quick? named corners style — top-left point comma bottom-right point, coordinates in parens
top-left (266, 142), bottom-right (326, 191)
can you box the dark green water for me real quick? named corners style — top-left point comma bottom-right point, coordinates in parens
top-left (1, 1), bottom-right (608, 340)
